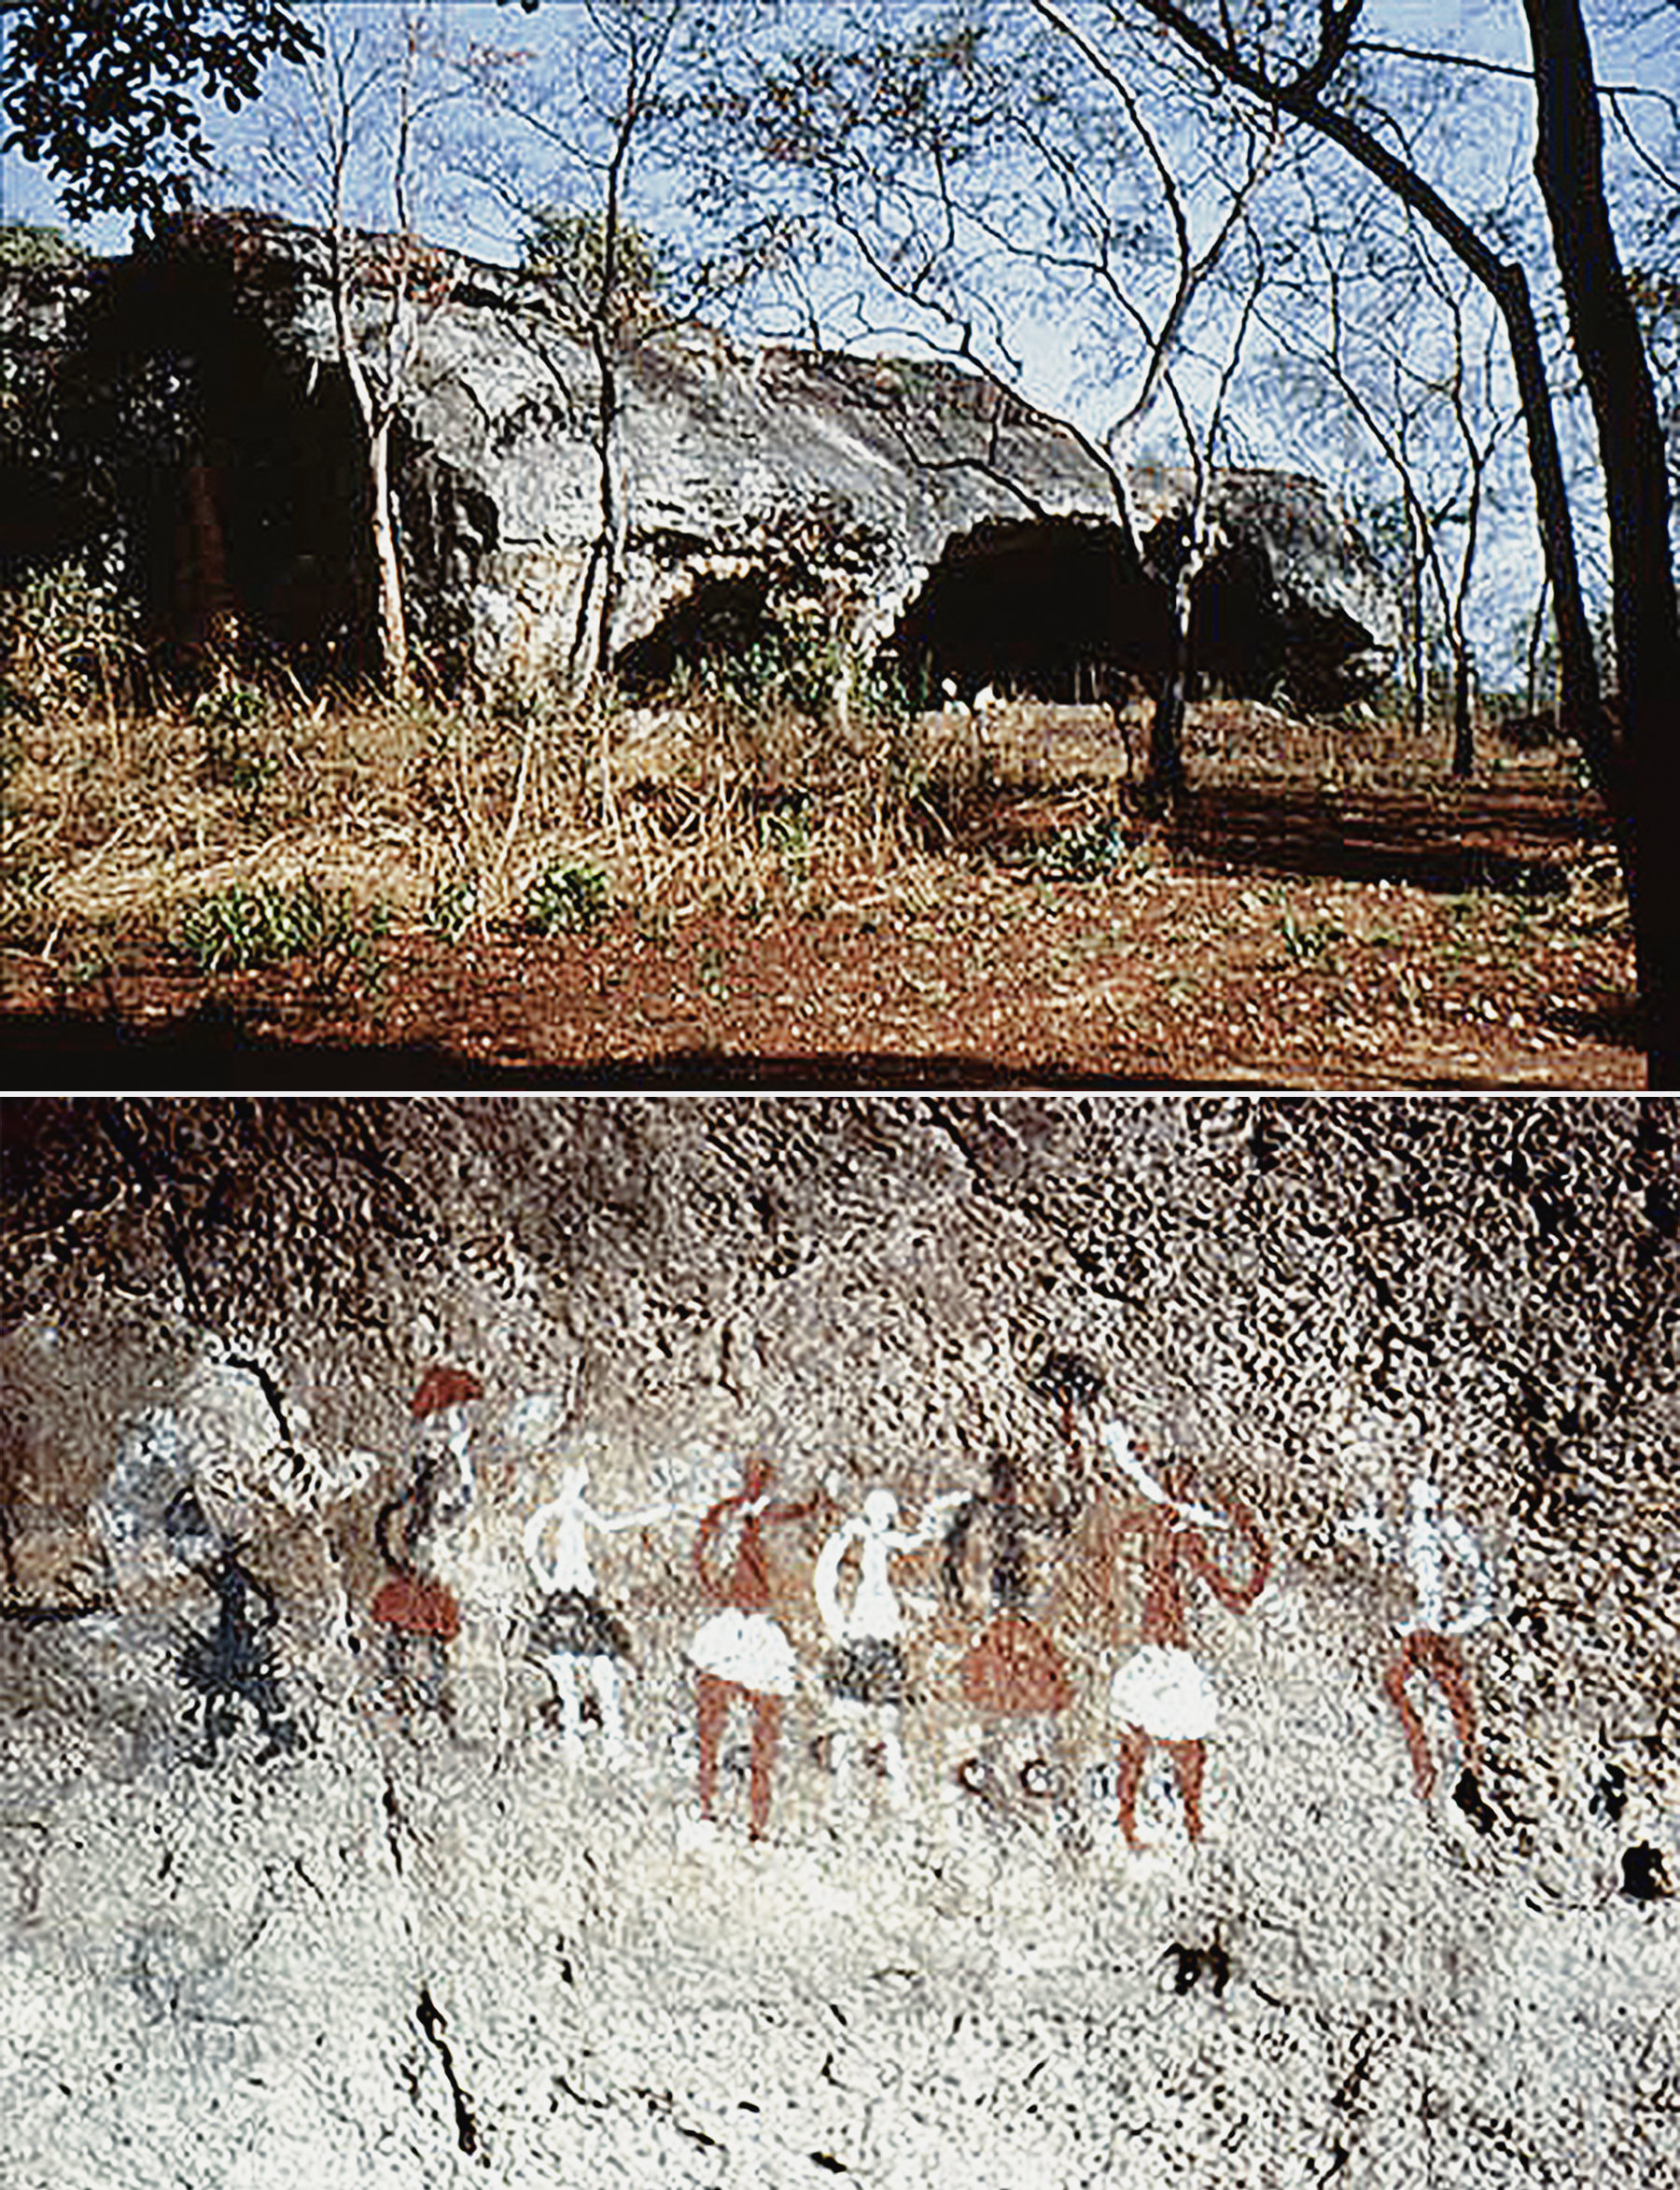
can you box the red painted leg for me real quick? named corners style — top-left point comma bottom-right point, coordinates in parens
top-left (1385, 1645), bottom-right (1435, 1798)
top-left (695, 1671), bottom-right (732, 1820)
top-left (1429, 1641), bottom-right (1480, 1776)
top-left (1117, 1727), bottom-right (1149, 1847)
top-left (749, 1694), bottom-right (783, 1841)
top-left (1168, 1739), bottom-right (1207, 1840)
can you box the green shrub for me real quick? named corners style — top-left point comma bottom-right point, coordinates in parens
top-left (426, 872), bottom-right (480, 944)
top-left (1026, 817), bottom-right (1129, 880)
top-left (176, 875), bottom-right (387, 995)
top-left (521, 207), bottom-right (665, 341)
top-left (0, 559), bottom-right (141, 713)
top-left (1277, 907), bottom-right (1344, 964)
top-left (191, 672), bottom-right (268, 736)
top-left (193, 675), bottom-right (281, 810)
top-left (0, 857), bottom-right (47, 944)
top-left (0, 223), bottom-right (85, 272)
top-left (524, 863), bottom-right (609, 936)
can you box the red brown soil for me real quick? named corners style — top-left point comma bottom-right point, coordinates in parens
top-left (4, 774), bottom-right (1636, 1089)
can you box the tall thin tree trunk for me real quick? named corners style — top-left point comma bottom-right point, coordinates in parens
top-left (1450, 644), bottom-right (1475, 779)
top-left (368, 417), bottom-right (410, 697)
top-left (331, 221), bottom-right (410, 701)
top-left (1525, 577), bottom-right (1551, 722)
top-left (567, 322), bottom-right (622, 704)
top-left (1408, 534), bottom-right (1426, 746)
top-left (1523, 0), bottom-right (1680, 1084)
top-left (1147, 574), bottom-right (1192, 805)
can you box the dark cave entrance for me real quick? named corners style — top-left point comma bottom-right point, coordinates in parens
top-left (30, 223), bottom-right (503, 689)
top-left (889, 513), bottom-right (1289, 706)
top-left (890, 517), bottom-right (1161, 704)
top-left (613, 571), bottom-right (775, 697)
top-left (43, 236), bottom-right (381, 681)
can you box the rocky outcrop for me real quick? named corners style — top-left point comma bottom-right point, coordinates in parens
top-left (1, 214), bottom-right (1399, 706)
top-left (1, 1096), bottom-right (1676, 2188)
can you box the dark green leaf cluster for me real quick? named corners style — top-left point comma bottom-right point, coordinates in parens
top-left (524, 862), bottom-right (610, 936)
top-left (175, 873), bottom-right (387, 989)
top-left (0, 557), bottom-right (142, 713)
top-left (521, 207), bottom-right (666, 341)
top-left (0, 222), bottom-right (86, 271)
top-left (4, 2), bottom-right (320, 223)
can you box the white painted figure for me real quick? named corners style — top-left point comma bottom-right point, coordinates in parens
top-left (815, 1485), bottom-right (967, 1812)
top-left (1344, 1474), bottom-right (1493, 1800)
top-left (523, 1465), bottom-right (667, 1762)
top-left (1344, 1475), bottom-right (1493, 1639)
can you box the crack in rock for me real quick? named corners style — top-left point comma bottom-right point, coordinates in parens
top-left (416, 1984), bottom-right (481, 2157)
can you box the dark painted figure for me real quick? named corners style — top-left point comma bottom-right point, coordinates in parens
top-left (1031, 1352), bottom-right (1108, 1447)
top-left (168, 1492), bottom-right (301, 1765)
top-left (371, 1365), bottom-right (479, 1718)
top-left (943, 1448), bottom-right (1073, 1799)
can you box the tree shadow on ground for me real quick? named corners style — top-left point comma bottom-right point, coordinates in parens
top-left (2, 1004), bottom-right (1596, 1091)
top-left (1, 1005), bottom-right (1283, 1091)
top-left (1169, 782), bottom-right (1602, 894)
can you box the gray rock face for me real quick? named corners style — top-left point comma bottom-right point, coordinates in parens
top-left (1, 215), bottom-right (1399, 705)
top-left (2, 1095), bottom-right (1676, 2188)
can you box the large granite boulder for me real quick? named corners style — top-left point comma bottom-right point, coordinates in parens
top-left (1, 213), bottom-right (1399, 707)
top-left (1, 1095), bottom-right (1676, 2188)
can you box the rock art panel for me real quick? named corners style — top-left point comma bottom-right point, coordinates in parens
top-left (2, 1096), bottom-right (1677, 2190)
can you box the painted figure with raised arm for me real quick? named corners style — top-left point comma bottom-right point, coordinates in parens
top-left (815, 1484), bottom-right (967, 1811)
top-left (1092, 1419), bottom-right (1271, 1848)
top-left (524, 1463), bottom-right (667, 1762)
top-left (687, 1454), bottom-right (819, 1839)
top-left (1345, 1473), bottom-right (1493, 1802)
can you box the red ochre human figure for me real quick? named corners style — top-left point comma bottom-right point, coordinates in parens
top-left (371, 1366), bottom-right (480, 1715)
top-left (1090, 1420), bottom-right (1271, 1847)
top-left (686, 1455), bottom-right (819, 1839)
top-left (940, 1450), bottom-right (1074, 1808)
top-left (1346, 1475), bottom-right (1492, 1800)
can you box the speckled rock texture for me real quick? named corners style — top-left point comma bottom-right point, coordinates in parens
top-left (1, 1096), bottom-right (1675, 2188)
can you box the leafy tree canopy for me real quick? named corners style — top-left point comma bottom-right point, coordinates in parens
top-left (0, 221), bottom-right (87, 271)
top-left (521, 206), bottom-right (666, 338)
top-left (4, 1), bottom-right (319, 225)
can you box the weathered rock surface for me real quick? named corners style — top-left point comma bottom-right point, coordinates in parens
top-left (1, 216), bottom-right (1399, 706)
top-left (1, 1096), bottom-right (1676, 2187)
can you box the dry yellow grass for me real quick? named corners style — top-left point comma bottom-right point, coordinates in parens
top-left (4, 652), bottom-right (1567, 974)
top-left (2, 677), bottom-right (1024, 950)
